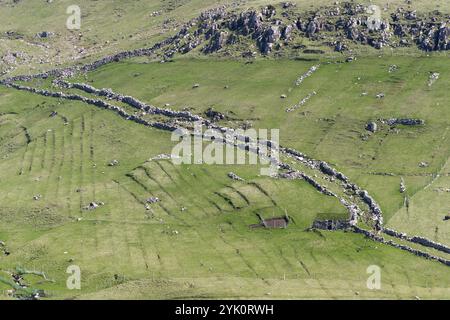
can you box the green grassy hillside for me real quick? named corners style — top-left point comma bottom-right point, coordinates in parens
top-left (0, 0), bottom-right (449, 300)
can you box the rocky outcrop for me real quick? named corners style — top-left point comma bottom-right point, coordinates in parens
top-left (428, 72), bottom-right (440, 86)
top-left (203, 31), bottom-right (228, 53)
top-left (1, 4), bottom-right (449, 84)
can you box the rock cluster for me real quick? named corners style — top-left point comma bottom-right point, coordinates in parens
top-left (295, 65), bottom-right (320, 86)
top-left (428, 72), bottom-right (440, 87)
top-left (286, 91), bottom-right (316, 112)
top-left (228, 172), bottom-right (244, 181)
top-left (366, 121), bottom-right (377, 133)
top-left (205, 108), bottom-right (226, 121)
top-left (108, 159), bottom-right (119, 167)
top-left (400, 177), bottom-right (406, 193)
top-left (2, 4), bottom-right (449, 84)
top-left (195, 3), bottom-right (450, 55)
top-left (147, 197), bottom-right (160, 204)
top-left (84, 201), bottom-right (104, 211)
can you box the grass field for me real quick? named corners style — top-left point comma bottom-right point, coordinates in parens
top-left (0, 0), bottom-right (449, 300)
top-left (1, 53), bottom-right (449, 299)
top-left (78, 54), bottom-right (450, 231)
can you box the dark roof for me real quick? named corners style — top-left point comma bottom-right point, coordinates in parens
top-left (250, 216), bottom-right (289, 229)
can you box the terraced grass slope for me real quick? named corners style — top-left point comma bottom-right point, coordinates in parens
top-left (0, 84), bottom-right (449, 299)
top-left (79, 55), bottom-right (450, 242)
top-left (0, 0), bottom-right (449, 300)
top-left (0, 53), bottom-right (449, 299)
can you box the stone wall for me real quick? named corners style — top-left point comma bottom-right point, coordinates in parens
top-left (383, 228), bottom-right (450, 255)
top-left (353, 226), bottom-right (450, 267)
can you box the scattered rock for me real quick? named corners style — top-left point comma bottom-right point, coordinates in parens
top-left (228, 172), bottom-right (244, 181)
top-left (150, 154), bottom-right (173, 161)
top-left (108, 159), bottom-right (119, 166)
top-left (389, 65), bottom-right (398, 73)
top-left (286, 91), bottom-right (316, 112)
top-left (295, 65), bottom-right (320, 86)
top-left (147, 197), bottom-right (160, 204)
top-left (428, 72), bottom-right (440, 87)
top-left (400, 177), bottom-right (406, 193)
top-left (366, 122), bottom-right (378, 133)
top-left (419, 162), bottom-right (429, 168)
top-left (383, 118), bottom-right (425, 126)
top-left (36, 31), bottom-right (54, 38)
top-left (84, 201), bottom-right (104, 210)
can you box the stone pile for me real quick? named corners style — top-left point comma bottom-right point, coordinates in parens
top-left (108, 159), bottom-right (119, 167)
top-left (400, 177), bottom-right (406, 193)
top-left (295, 65), bottom-right (320, 86)
top-left (0, 240), bottom-right (10, 256)
top-left (228, 172), bottom-right (244, 181)
top-left (286, 91), bottom-right (316, 112)
top-left (84, 201), bottom-right (104, 211)
top-left (147, 197), bottom-right (160, 204)
top-left (366, 121), bottom-right (377, 133)
top-left (205, 108), bottom-right (226, 121)
top-left (428, 72), bottom-right (440, 87)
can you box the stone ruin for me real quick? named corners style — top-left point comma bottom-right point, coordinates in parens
top-left (311, 219), bottom-right (351, 231)
top-left (250, 213), bottom-right (290, 229)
